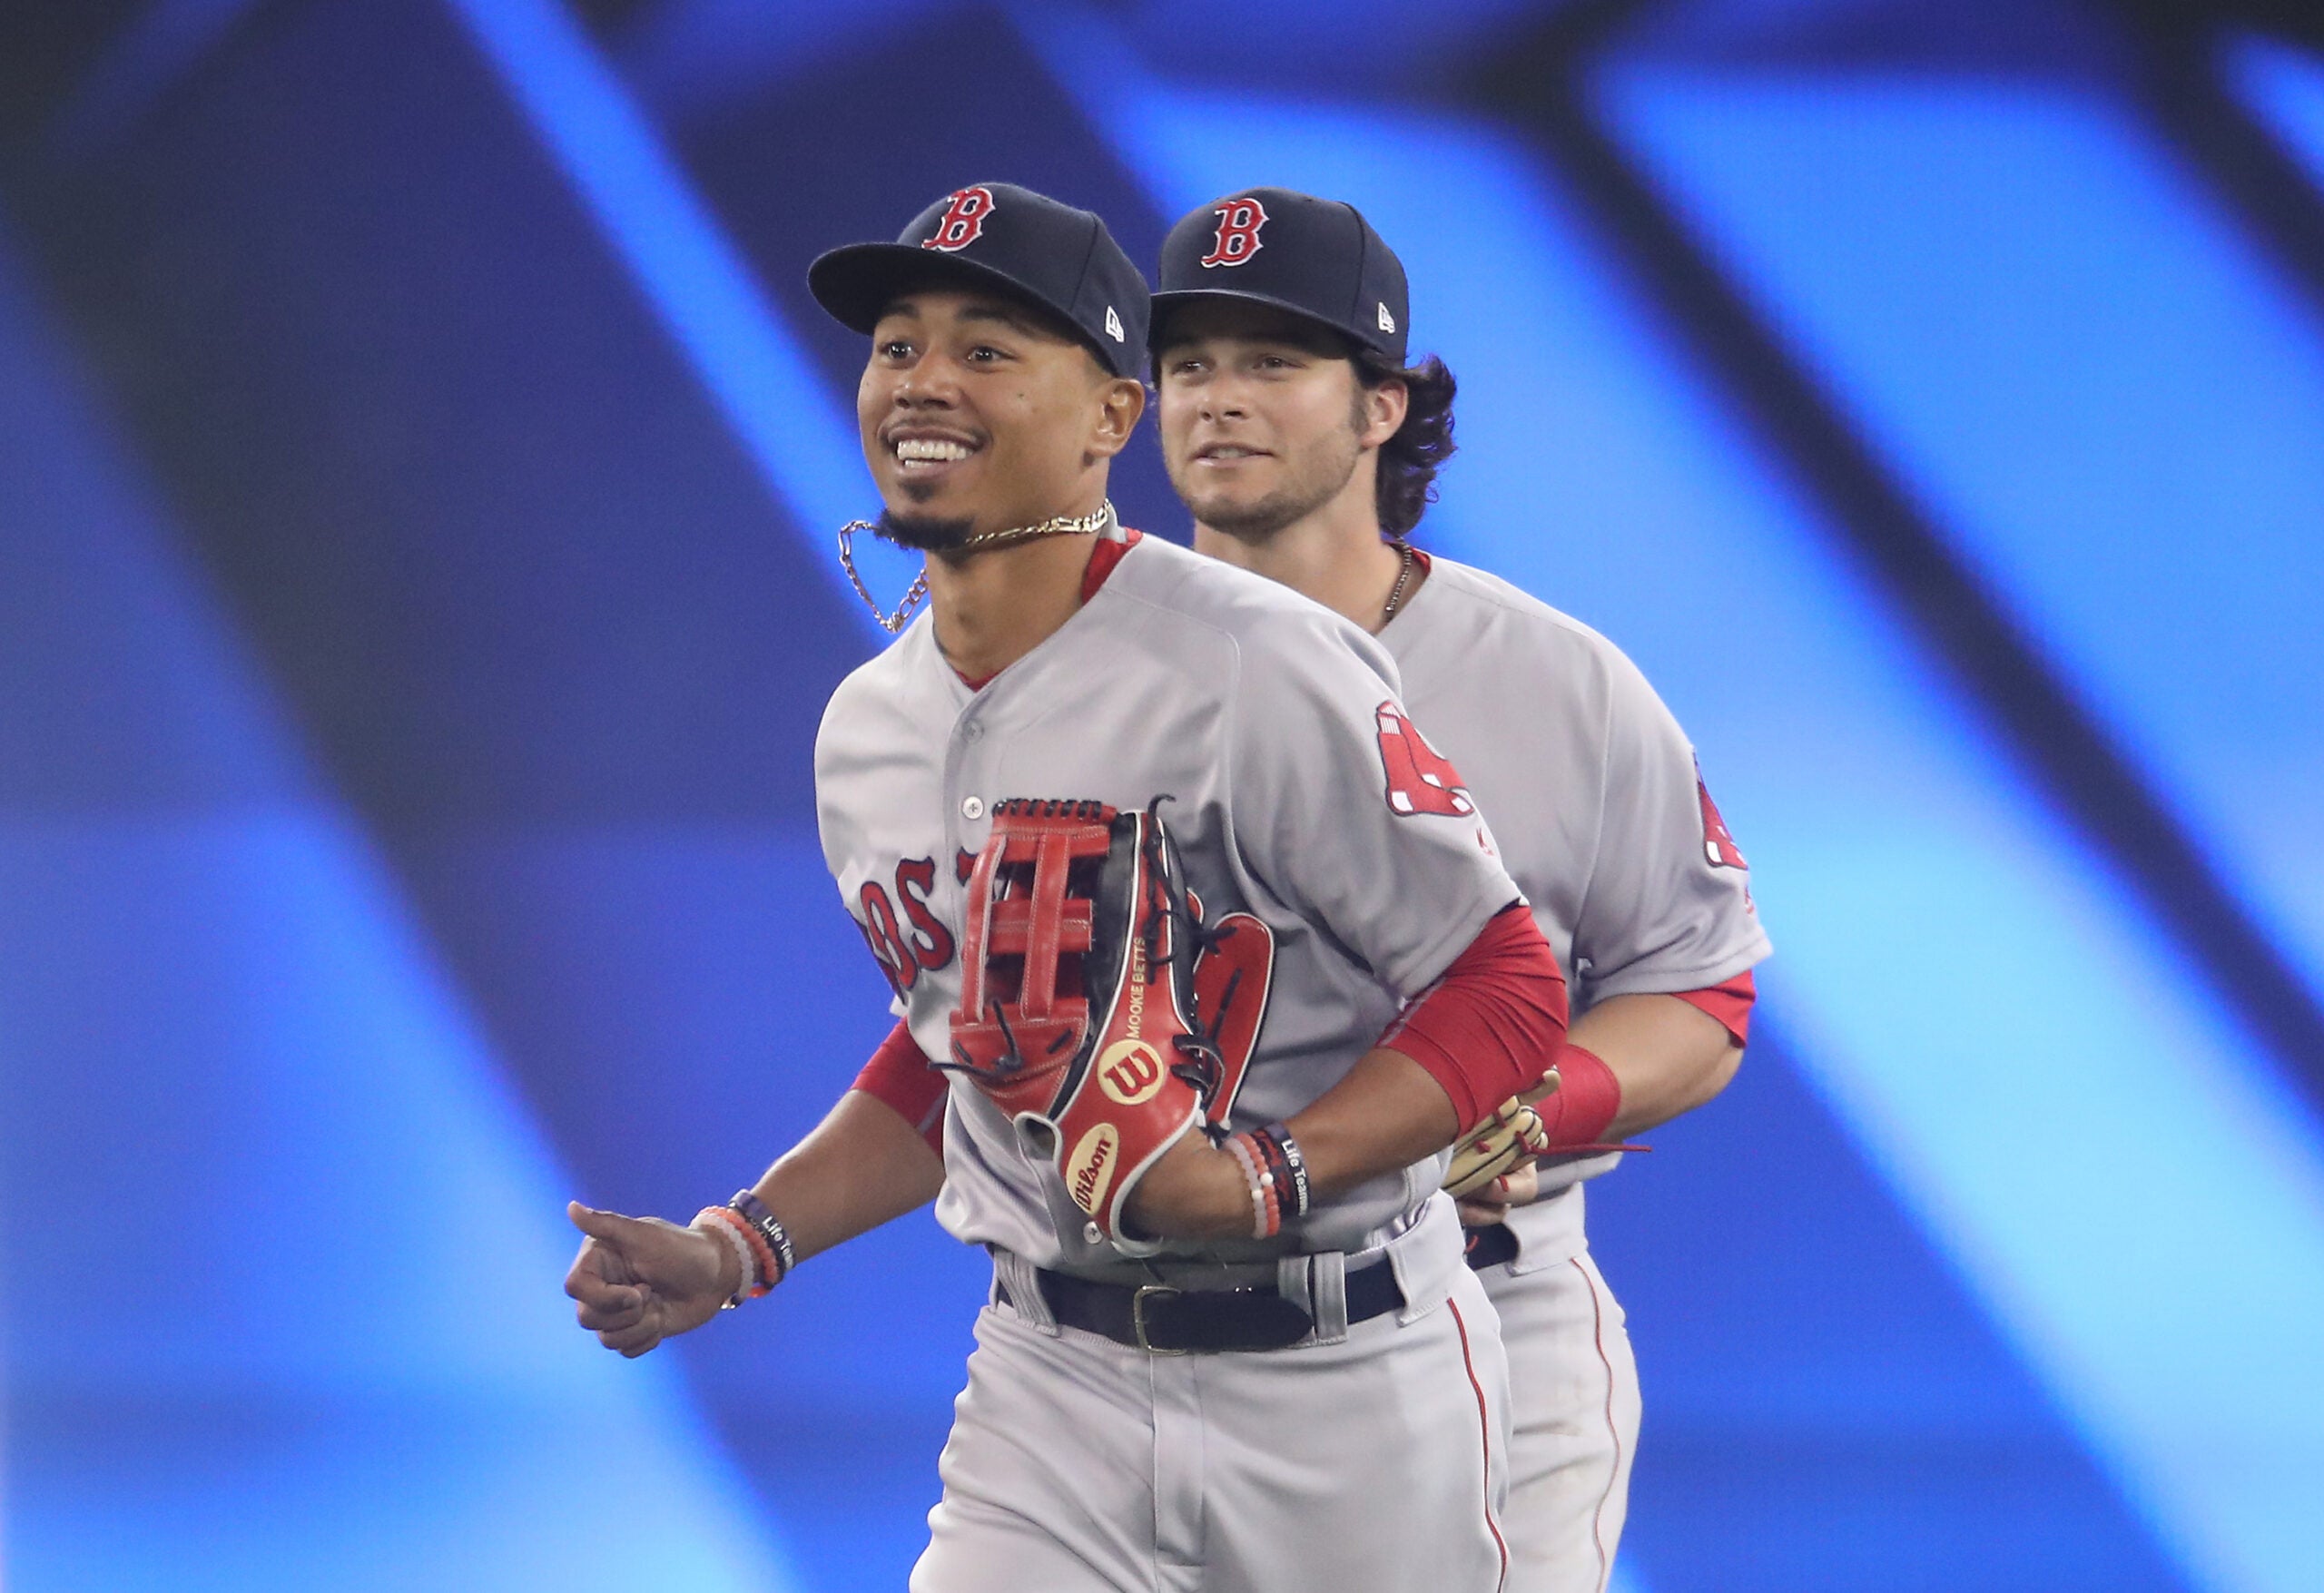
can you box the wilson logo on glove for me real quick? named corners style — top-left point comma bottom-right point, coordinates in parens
top-left (943, 797), bottom-right (1275, 1252)
top-left (1068, 1123), bottom-right (1122, 1214)
top-left (1098, 1039), bottom-right (1167, 1106)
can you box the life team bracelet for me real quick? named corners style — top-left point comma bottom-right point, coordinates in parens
top-left (696, 1191), bottom-right (798, 1308)
top-left (729, 1188), bottom-right (799, 1284)
top-left (1226, 1123), bottom-right (1312, 1241)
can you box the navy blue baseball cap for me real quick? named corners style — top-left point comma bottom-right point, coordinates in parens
top-left (1152, 188), bottom-right (1410, 365)
top-left (808, 182), bottom-right (1149, 379)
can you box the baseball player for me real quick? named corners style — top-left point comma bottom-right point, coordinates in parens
top-left (1147, 188), bottom-right (1771, 1592)
top-left (564, 182), bottom-right (1580, 1592)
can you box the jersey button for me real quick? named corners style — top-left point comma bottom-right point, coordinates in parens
top-left (961, 795), bottom-right (985, 821)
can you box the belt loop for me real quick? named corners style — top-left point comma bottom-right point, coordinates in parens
top-left (993, 1249), bottom-right (1060, 1336)
top-left (1307, 1252), bottom-right (1349, 1344)
top-left (1275, 1253), bottom-right (1313, 1321)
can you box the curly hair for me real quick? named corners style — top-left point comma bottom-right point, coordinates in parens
top-left (1355, 350), bottom-right (1458, 539)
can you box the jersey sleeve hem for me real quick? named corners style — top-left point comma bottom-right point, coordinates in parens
top-left (1581, 935), bottom-right (1770, 1007)
top-left (852, 1019), bottom-right (948, 1155)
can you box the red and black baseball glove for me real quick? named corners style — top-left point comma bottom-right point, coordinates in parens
top-left (944, 798), bottom-right (1273, 1246)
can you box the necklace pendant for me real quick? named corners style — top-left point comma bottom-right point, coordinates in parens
top-left (834, 500), bottom-right (1116, 634)
top-left (838, 521), bottom-right (930, 634)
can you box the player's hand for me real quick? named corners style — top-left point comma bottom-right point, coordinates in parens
top-left (1122, 1133), bottom-right (1250, 1241)
top-left (564, 1202), bottom-right (735, 1357)
top-left (1455, 1163), bottom-right (1540, 1227)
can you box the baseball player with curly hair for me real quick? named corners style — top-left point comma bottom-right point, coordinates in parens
top-left (1148, 188), bottom-right (1772, 1592)
top-left (564, 182), bottom-right (1578, 1591)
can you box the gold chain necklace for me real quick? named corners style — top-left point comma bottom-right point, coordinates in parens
top-left (1380, 538), bottom-right (1417, 625)
top-left (837, 501), bottom-right (1116, 634)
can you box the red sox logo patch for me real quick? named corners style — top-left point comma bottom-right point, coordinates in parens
top-left (1375, 703), bottom-right (1476, 818)
top-left (922, 186), bottom-right (997, 252)
top-left (1200, 195), bottom-right (1269, 268)
top-left (1698, 771), bottom-right (1748, 869)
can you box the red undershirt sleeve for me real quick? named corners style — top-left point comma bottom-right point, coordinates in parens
top-left (1670, 969), bottom-right (1756, 1047)
top-left (1375, 903), bottom-right (1570, 1131)
top-left (1535, 971), bottom-right (1758, 1149)
top-left (851, 1020), bottom-right (948, 1155)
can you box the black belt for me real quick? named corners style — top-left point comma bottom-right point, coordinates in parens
top-left (1000, 1258), bottom-right (1404, 1354)
top-left (1463, 1222), bottom-right (1520, 1272)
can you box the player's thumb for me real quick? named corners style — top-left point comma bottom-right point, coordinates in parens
top-left (567, 1200), bottom-right (648, 1248)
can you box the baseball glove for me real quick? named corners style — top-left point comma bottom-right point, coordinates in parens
top-left (945, 798), bottom-right (1272, 1246)
top-left (1443, 1076), bottom-right (1558, 1201)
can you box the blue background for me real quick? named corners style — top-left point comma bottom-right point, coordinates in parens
top-left (5, 2), bottom-right (2323, 1589)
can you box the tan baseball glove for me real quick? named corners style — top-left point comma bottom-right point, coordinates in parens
top-left (1443, 1071), bottom-right (1559, 1200)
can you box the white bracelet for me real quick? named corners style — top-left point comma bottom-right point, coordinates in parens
top-left (699, 1213), bottom-right (758, 1308)
top-left (1224, 1134), bottom-right (1272, 1241)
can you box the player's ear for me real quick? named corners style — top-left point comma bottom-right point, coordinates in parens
top-left (1086, 374), bottom-right (1147, 461)
top-left (1357, 375), bottom-right (1407, 450)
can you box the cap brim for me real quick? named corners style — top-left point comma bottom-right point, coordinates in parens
top-left (809, 242), bottom-right (1139, 376)
top-left (810, 243), bottom-right (1040, 330)
top-left (1149, 286), bottom-right (1399, 359)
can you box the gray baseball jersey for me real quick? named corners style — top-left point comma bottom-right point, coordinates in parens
top-left (814, 524), bottom-right (1522, 1278)
top-left (1382, 553), bottom-right (1771, 1260)
top-left (1383, 552), bottom-right (1768, 1593)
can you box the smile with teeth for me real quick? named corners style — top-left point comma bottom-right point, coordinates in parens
top-left (894, 437), bottom-right (977, 467)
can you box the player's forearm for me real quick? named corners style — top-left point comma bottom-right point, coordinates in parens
top-left (1565, 992), bottom-right (1741, 1140)
top-left (747, 1090), bottom-right (946, 1264)
top-left (1126, 1047), bottom-right (1462, 1240)
top-left (1130, 907), bottom-right (1568, 1238)
top-left (1286, 1046), bottom-right (1462, 1197)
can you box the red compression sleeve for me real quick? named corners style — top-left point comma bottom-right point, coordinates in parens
top-left (852, 1021), bottom-right (948, 1155)
top-left (1377, 904), bottom-right (1570, 1131)
top-left (1536, 1043), bottom-right (1620, 1149)
top-left (1671, 969), bottom-right (1757, 1046)
top-left (1538, 975), bottom-right (1756, 1149)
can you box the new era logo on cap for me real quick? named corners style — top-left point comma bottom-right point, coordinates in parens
top-left (1106, 306), bottom-right (1124, 342)
top-left (1378, 302), bottom-right (1395, 334)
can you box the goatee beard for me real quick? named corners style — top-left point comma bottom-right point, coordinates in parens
top-left (1195, 496), bottom-right (1308, 544)
top-left (876, 509), bottom-right (977, 552)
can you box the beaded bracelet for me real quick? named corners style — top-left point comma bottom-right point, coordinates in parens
top-left (694, 1205), bottom-right (771, 1305)
top-left (729, 1190), bottom-right (797, 1286)
top-left (1224, 1132), bottom-right (1278, 1240)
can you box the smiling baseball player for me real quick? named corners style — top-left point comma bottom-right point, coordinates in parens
top-left (564, 182), bottom-right (1578, 1592)
top-left (1148, 188), bottom-right (1772, 1593)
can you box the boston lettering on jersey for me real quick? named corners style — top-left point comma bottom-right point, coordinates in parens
top-left (852, 855), bottom-right (955, 996)
top-left (857, 700), bottom-right (1480, 997)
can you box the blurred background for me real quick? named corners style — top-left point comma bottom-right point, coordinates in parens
top-left (4, 1), bottom-right (2322, 1589)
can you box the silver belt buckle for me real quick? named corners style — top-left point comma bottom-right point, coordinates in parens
top-left (1132, 1283), bottom-right (1187, 1355)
